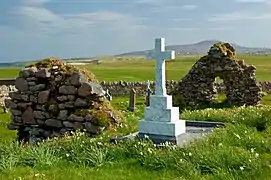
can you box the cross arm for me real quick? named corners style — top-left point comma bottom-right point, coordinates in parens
top-left (146, 50), bottom-right (176, 60)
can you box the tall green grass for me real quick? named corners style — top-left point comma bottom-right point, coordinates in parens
top-left (0, 98), bottom-right (271, 179)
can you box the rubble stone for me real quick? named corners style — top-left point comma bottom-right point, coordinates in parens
top-left (6, 58), bottom-right (121, 142)
top-left (171, 42), bottom-right (263, 108)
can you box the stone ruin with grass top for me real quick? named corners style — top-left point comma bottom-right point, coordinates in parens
top-left (171, 42), bottom-right (264, 108)
top-left (5, 58), bottom-right (123, 142)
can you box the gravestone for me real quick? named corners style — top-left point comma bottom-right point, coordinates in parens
top-left (128, 88), bottom-right (136, 111)
top-left (138, 38), bottom-right (186, 144)
top-left (104, 89), bottom-right (112, 101)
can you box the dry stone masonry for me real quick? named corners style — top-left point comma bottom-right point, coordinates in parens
top-left (5, 58), bottom-right (121, 142)
top-left (171, 42), bottom-right (264, 107)
top-left (0, 80), bottom-right (270, 102)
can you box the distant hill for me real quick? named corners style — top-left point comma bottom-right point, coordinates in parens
top-left (1, 40), bottom-right (271, 68)
top-left (115, 40), bottom-right (271, 57)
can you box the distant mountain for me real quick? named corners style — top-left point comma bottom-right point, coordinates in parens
top-left (115, 40), bottom-right (271, 57)
top-left (1, 40), bottom-right (270, 68)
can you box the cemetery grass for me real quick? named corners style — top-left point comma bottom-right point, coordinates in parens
top-left (0, 97), bottom-right (271, 179)
top-left (1, 54), bottom-right (271, 81)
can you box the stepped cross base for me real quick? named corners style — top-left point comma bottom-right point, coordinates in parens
top-left (138, 94), bottom-right (186, 145)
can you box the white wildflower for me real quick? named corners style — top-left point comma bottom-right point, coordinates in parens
top-left (234, 133), bottom-right (241, 139)
top-left (144, 134), bottom-right (149, 139)
top-left (255, 153), bottom-right (259, 158)
top-left (240, 166), bottom-right (245, 171)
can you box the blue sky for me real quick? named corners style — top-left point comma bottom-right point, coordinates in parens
top-left (1, 0), bottom-right (271, 62)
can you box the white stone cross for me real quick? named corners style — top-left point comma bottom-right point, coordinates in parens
top-left (148, 38), bottom-right (175, 96)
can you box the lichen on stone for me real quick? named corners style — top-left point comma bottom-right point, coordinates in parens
top-left (26, 57), bottom-right (97, 82)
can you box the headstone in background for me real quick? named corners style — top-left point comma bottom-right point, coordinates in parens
top-left (128, 88), bottom-right (136, 111)
top-left (105, 89), bottom-right (112, 101)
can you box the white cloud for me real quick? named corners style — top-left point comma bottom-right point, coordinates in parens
top-left (208, 12), bottom-right (271, 21)
top-left (22, 0), bottom-right (50, 6)
top-left (135, 0), bottom-right (197, 11)
top-left (9, 3), bottom-right (149, 36)
top-left (135, 0), bottom-right (164, 5)
top-left (207, 27), bottom-right (232, 31)
top-left (181, 4), bottom-right (198, 10)
top-left (172, 18), bottom-right (192, 21)
top-left (235, 0), bottom-right (271, 5)
top-left (168, 27), bottom-right (199, 31)
top-left (236, 0), bottom-right (266, 3)
top-left (3, 2), bottom-right (157, 60)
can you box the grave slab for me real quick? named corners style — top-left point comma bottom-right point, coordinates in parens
top-left (110, 120), bottom-right (225, 147)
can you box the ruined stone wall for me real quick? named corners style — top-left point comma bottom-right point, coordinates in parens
top-left (172, 42), bottom-right (264, 107)
top-left (5, 59), bottom-right (120, 142)
top-left (0, 81), bottom-right (271, 101)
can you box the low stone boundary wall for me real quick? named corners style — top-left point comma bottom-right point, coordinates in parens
top-left (0, 81), bottom-right (270, 104)
top-left (100, 81), bottom-right (271, 96)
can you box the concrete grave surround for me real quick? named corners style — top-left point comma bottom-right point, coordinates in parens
top-left (138, 38), bottom-right (186, 144)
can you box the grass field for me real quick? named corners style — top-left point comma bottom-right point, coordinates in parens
top-left (0, 98), bottom-right (271, 180)
top-left (1, 54), bottom-right (271, 81)
top-left (0, 55), bottom-right (270, 179)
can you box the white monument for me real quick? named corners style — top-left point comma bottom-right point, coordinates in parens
top-left (138, 38), bottom-right (186, 144)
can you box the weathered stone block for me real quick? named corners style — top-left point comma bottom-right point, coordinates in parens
top-left (35, 68), bottom-right (51, 78)
top-left (67, 114), bottom-right (84, 122)
top-left (45, 119), bottom-right (62, 128)
top-left (38, 90), bottom-right (50, 104)
top-left (22, 107), bottom-right (35, 124)
top-left (15, 78), bottom-right (29, 91)
top-left (29, 84), bottom-right (46, 92)
top-left (67, 72), bottom-right (86, 86)
top-left (78, 82), bottom-right (104, 97)
top-left (58, 103), bottom-right (65, 109)
top-left (17, 102), bottom-right (32, 109)
top-left (33, 111), bottom-right (45, 119)
top-left (57, 110), bottom-right (68, 120)
top-left (4, 99), bottom-right (17, 109)
top-left (74, 122), bottom-right (83, 130)
top-left (64, 101), bottom-right (74, 108)
top-left (59, 86), bottom-right (77, 95)
top-left (56, 96), bottom-right (68, 102)
top-left (74, 98), bottom-right (87, 107)
top-left (11, 109), bottom-right (22, 116)
top-left (30, 95), bottom-right (38, 103)
top-left (9, 92), bottom-right (22, 100)
top-left (63, 121), bottom-right (74, 128)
